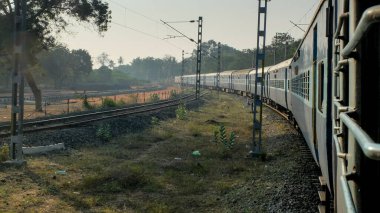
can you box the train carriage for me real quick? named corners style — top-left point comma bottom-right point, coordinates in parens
top-left (219, 70), bottom-right (236, 92)
top-left (267, 59), bottom-right (292, 110)
top-left (232, 69), bottom-right (252, 95)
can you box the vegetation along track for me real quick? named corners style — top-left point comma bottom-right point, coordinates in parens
top-left (0, 93), bottom-right (200, 137)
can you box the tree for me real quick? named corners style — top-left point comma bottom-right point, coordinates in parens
top-left (109, 60), bottom-right (115, 70)
top-left (118, 56), bottom-right (124, 66)
top-left (0, 0), bottom-right (111, 111)
top-left (97, 52), bottom-right (110, 67)
top-left (39, 46), bottom-right (73, 89)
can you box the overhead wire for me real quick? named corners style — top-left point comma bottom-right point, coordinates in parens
top-left (105, 0), bottom-right (185, 51)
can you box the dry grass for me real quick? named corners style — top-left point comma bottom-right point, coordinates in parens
top-left (0, 92), bottom-right (276, 212)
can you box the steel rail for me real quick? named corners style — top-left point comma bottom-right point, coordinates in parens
top-left (0, 93), bottom-right (199, 137)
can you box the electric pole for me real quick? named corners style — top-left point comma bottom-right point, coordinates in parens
top-left (9, 0), bottom-right (26, 164)
top-left (217, 42), bottom-right (221, 97)
top-left (195, 16), bottom-right (203, 100)
top-left (251, 0), bottom-right (269, 157)
top-left (181, 50), bottom-right (185, 88)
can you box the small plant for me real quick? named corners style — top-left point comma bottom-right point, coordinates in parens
top-left (0, 144), bottom-right (9, 162)
top-left (117, 98), bottom-right (127, 106)
top-left (176, 102), bottom-right (187, 120)
top-left (96, 124), bottom-right (112, 142)
top-left (102, 97), bottom-right (117, 108)
top-left (213, 125), bottom-right (236, 150)
top-left (169, 90), bottom-right (179, 99)
top-left (151, 116), bottom-right (160, 125)
top-left (149, 93), bottom-right (160, 102)
top-left (82, 95), bottom-right (94, 110)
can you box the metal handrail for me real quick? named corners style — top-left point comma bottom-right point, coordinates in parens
top-left (342, 5), bottom-right (380, 57)
top-left (340, 112), bottom-right (380, 160)
top-left (333, 135), bottom-right (357, 213)
top-left (334, 12), bottom-right (350, 39)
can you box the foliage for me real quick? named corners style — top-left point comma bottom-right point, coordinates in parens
top-left (117, 98), bottom-right (127, 106)
top-left (175, 102), bottom-right (187, 120)
top-left (96, 124), bottom-right (112, 142)
top-left (149, 94), bottom-right (160, 103)
top-left (151, 117), bottom-right (160, 126)
top-left (129, 94), bottom-right (139, 104)
top-left (102, 97), bottom-right (117, 108)
top-left (169, 90), bottom-right (179, 99)
top-left (82, 95), bottom-right (95, 110)
top-left (0, 144), bottom-right (9, 162)
top-left (213, 125), bottom-right (236, 150)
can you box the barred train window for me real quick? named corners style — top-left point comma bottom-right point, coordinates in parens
top-left (291, 70), bottom-right (310, 100)
top-left (269, 80), bottom-right (285, 89)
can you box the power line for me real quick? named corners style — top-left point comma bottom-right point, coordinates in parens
top-left (111, 21), bottom-right (182, 50)
top-left (107, 0), bottom-right (159, 24)
top-left (161, 20), bottom-right (197, 44)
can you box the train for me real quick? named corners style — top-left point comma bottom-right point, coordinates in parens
top-left (175, 1), bottom-right (380, 212)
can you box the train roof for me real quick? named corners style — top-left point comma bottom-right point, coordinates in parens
top-left (202, 73), bottom-right (217, 76)
top-left (248, 66), bottom-right (271, 75)
top-left (267, 59), bottom-right (292, 72)
top-left (233, 68), bottom-right (253, 75)
top-left (220, 70), bottom-right (237, 76)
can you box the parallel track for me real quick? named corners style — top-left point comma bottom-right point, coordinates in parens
top-left (0, 93), bottom-right (199, 137)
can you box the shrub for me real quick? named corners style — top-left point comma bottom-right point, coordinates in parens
top-left (149, 93), bottom-right (160, 102)
top-left (82, 95), bottom-right (95, 110)
top-left (175, 102), bottom-right (187, 120)
top-left (0, 144), bottom-right (9, 162)
top-left (151, 116), bottom-right (160, 125)
top-left (96, 124), bottom-right (112, 142)
top-left (102, 97), bottom-right (117, 108)
top-left (169, 90), bottom-right (179, 99)
top-left (117, 98), bottom-right (127, 106)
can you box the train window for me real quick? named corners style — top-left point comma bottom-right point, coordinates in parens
top-left (318, 62), bottom-right (325, 112)
top-left (274, 74), bottom-right (277, 79)
top-left (294, 66), bottom-right (299, 75)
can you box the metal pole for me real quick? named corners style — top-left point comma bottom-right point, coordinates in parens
top-left (181, 50), bottom-right (185, 88)
top-left (195, 16), bottom-right (203, 100)
top-left (251, 0), bottom-right (269, 157)
top-left (9, 0), bottom-right (26, 163)
top-left (217, 42), bottom-right (221, 97)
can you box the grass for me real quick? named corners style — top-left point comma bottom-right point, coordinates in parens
top-left (0, 92), bottom-right (288, 212)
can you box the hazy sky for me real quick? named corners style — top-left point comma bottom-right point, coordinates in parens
top-left (60, 0), bottom-right (320, 66)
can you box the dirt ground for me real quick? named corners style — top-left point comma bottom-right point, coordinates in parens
top-left (0, 92), bottom-right (318, 212)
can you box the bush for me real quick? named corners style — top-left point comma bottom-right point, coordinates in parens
top-left (149, 93), bottom-right (160, 102)
top-left (82, 95), bottom-right (95, 110)
top-left (151, 116), bottom-right (160, 125)
top-left (0, 144), bottom-right (9, 162)
top-left (96, 124), bottom-right (112, 142)
top-left (117, 98), bottom-right (127, 106)
top-left (169, 90), bottom-right (179, 99)
top-left (102, 97), bottom-right (117, 108)
top-left (176, 102), bottom-right (187, 120)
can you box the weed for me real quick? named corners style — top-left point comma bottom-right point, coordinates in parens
top-left (149, 94), bottom-right (160, 102)
top-left (117, 98), bottom-right (127, 106)
top-left (102, 97), bottom-right (117, 108)
top-left (0, 144), bottom-right (9, 162)
top-left (151, 116), bottom-right (160, 126)
top-left (96, 124), bottom-right (112, 142)
top-left (82, 95), bottom-right (94, 110)
top-left (169, 90), bottom-right (179, 99)
top-left (175, 102), bottom-right (187, 120)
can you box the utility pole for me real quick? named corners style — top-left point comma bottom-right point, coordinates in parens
top-left (195, 16), bottom-right (203, 100)
top-left (217, 42), bottom-right (221, 97)
top-left (181, 50), bottom-right (185, 88)
top-left (250, 0), bottom-right (269, 157)
top-left (9, 0), bottom-right (26, 164)
top-left (285, 41), bottom-right (288, 59)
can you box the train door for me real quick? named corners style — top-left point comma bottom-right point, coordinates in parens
top-left (312, 24), bottom-right (319, 160)
top-left (285, 68), bottom-right (289, 109)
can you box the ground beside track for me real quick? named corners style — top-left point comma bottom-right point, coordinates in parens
top-left (0, 92), bottom-right (319, 212)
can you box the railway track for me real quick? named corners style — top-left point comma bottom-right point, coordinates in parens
top-left (0, 93), bottom-right (199, 137)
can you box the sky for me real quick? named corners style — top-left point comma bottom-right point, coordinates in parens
top-left (60, 0), bottom-right (320, 67)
